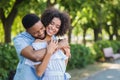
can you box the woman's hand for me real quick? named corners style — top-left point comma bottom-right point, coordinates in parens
top-left (47, 39), bottom-right (58, 55)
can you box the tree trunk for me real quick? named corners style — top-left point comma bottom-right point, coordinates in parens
top-left (68, 26), bottom-right (73, 43)
top-left (93, 27), bottom-right (102, 42)
top-left (0, 0), bottom-right (24, 43)
top-left (2, 9), bottom-right (17, 43)
top-left (109, 34), bottom-right (113, 40)
top-left (83, 28), bottom-right (87, 45)
top-left (4, 25), bottom-right (11, 43)
top-left (94, 28), bottom-right (98, 41)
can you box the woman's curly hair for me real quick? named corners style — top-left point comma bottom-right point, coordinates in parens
top-left (41, 8), bottom-right (70, 36)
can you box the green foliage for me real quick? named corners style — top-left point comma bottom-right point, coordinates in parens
top-left (0, 43), bottom-right (18, 80)
top-left (12, 16), bottom-right (25, 38)
top-left (1, 0), bottom-right (120, 43)
top-left (67, 44), bottom-right (95, 69)
top-left (0, 0), bottom-right (15, 17)
top-left (18, 0), bottom-right (46, 15)
top-left (93, 40), bottom-right (120, 61)
top-left (0, 22), bottom-right (4, 43)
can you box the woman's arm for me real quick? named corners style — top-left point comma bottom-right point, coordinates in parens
top-left (35, 39), bottom-right (58, 76)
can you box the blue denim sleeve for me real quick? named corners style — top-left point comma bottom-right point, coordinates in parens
top-left (13, 37), bottom-right (30, 56)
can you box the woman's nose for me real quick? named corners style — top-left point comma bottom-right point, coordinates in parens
top-left (51, 25), bottom-right (56, 30)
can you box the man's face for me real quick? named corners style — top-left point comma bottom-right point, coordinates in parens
top-left (27, 21), bottom-right (46, 39)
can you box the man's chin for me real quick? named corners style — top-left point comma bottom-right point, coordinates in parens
top-left (36, 36), bottom-right (46, 40)
top-left (40, 37), bottom-right (46, 40)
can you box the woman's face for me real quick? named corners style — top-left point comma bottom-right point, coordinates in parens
top-left (46, 17), bottom-right (61, 36)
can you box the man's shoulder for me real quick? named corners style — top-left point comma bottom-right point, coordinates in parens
top-left (13, 32), bottom-right (34, 45)
top-left (13, 32), bottom-right (25, 40)
top-left (13, 32), bottom-right (33, 40)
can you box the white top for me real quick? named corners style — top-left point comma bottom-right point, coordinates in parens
top-left (25, 40), bottom-right (71, 80)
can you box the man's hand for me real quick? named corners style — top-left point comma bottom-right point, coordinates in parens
top-left (63, 47), bottom-right (71, 58)
top-left (58, 38), bottom-right (69, 49)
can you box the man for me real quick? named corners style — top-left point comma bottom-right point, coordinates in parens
top-left (13, 14), bottom-right (58, 80)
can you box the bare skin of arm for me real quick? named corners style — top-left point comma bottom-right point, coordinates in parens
top-left (21, 38), bottom-right (69, 62)
top-left (58, 38), bottom-right (69, 49)
top-left (58, 39), bottom-right (71, 65)
top-left (21, 46), bottom-right (46, 62)
top-left (34, 39), bottom-right (70, 76)
top-left (62, 47), bottom-right (71, 65)
top-left (35, 39), bottom-right (58, 76)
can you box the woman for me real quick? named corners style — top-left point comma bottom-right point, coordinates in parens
top-left (25, 8), bottom-right (71, 80)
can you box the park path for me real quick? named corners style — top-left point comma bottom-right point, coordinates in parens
top-left (68, 59), bottom-right (120, 80)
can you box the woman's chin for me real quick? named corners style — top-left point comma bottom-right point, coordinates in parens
top-left (47, 33), bottom-right (53, 36)
top-left (47, 32), bottom-right (54, 36)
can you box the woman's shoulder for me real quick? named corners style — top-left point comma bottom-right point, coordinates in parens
top-left (34, 39), bottom-right (44, 42)
top-left (32, 39), bottom-right (47, 46)
top-left (32, 39), bottom-right (47, 49)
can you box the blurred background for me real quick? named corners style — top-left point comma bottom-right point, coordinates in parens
top-left (1, 0), bottom-right (120, 80)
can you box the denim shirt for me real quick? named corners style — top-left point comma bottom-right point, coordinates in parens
top-left (13, 32), bottom-right (35, 60)
top-left (13, 32), bottom-right (40, 80)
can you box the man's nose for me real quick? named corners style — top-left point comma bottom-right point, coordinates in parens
top-left (39, 31), bottom-right (44, 35)
top-left (38, 30), bottom-right (43, 35)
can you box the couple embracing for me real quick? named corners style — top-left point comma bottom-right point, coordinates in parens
top-left (13, 8), bottom-right (71, 80)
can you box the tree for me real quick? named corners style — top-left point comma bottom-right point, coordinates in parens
top-left (0, 0), bottom-right (46, 43)
top-left (0, 0), bottom-right (24, 43)
top-left (58, 0), bottom-right (84, 43)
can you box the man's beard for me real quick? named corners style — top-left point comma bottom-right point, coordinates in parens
top-left (35, 31), bottom-right (47, 40)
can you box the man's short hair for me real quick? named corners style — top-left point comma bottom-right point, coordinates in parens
top-left (22, 14), bottom-right (40, 29)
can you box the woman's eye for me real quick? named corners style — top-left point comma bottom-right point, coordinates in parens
top-left (56, 26), bottom-right (60, 29)
top-left (51, 23), bottom-right (53, 25)
top-left (50, 22), bottom-right (54, 25)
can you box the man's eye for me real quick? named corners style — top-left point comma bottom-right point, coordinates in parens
top-left (33, 31), bottom-right (38, 35)
top-left (33, 32), bottom-right (37, 35)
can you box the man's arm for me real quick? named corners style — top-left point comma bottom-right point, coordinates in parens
top-left (21, 39), bottom-right (68, 62)
top-left (62, 47), bottom-right (71, 65)
top-left (58, 38), bottom-right (69, 49)
top-left (13, 36), bottom-right (47, 62)
top-left (58, 38), bottom-right (71, 65)
top-left (21, 46), bottom-right (46, 62)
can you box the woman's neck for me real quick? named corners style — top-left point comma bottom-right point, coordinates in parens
top-left (44, 35), bottom-right (52, 42)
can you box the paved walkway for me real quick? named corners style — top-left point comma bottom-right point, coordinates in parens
top-left (84, 60), bottom-right (120, 80)
top-left (68, 59), bottom-right (120, 80)
top-left (85, 69), bottom-right (120, 80)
